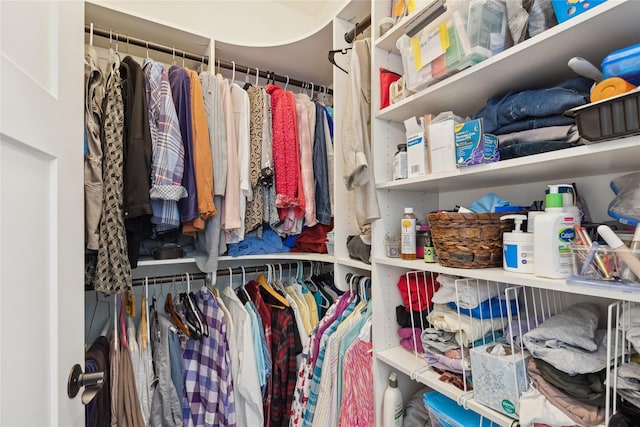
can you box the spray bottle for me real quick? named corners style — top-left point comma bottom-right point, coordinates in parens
top-left (534, 184), bottom-right (576, 278)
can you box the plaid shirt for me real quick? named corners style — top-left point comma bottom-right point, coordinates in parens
top-left (182, 287), bottom-right (236, 427)
top-left (142, 59), bottom-right (187, 233)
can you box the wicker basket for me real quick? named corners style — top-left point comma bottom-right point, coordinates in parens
top-left (427, 212), bottom-right (512, 268)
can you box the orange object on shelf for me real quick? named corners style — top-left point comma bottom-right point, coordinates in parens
top-left (590, 77), bottom-right (636, 103)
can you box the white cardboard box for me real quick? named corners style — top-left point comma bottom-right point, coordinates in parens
top-left (404, 116), bottom-right (428, 177)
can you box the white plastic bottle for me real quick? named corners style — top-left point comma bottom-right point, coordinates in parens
top-left (382, 372), bottom-right (404, 427)
top-left (500, 214), bottom-right (534, 274)
top-left (534, 185), bottom-right (576, 278)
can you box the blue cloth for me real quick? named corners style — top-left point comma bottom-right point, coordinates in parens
top-left (448, 296), bottom-right (518, 319)
top-left (313, 102), bottom-right (332, 225)
top-left (167, 328), bottom-right (190, 421)
top-left (168, 65), bottom-right (199, 223)
top-left (227, 228), bottom-right (290, 256)
top-left (470, 192), bottom-right (510, 213)
top-left (283, 234), bottom-right (299, 248)
top-left (475, 77), bottom-right (593, 135)
top-left (322, 105), bottom-right (334, 141)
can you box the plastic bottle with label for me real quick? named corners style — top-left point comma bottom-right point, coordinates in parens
top-left (534, 185), bottom-right (576, 278)
top-left (401, 208), bottom-right (417, 260)
top-left (382, 373), bottom-right (404, 427)
top-left (393, 143), bottom-right (408, 180)
top-left (500, 214), bottom-right (534, 274)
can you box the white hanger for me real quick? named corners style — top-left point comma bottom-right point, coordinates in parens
top-left (228, 267), bottom-right (233, 289)
top-left (172, 47), bottom-right (176, 65)
top-left (145, 41), bottom-right (149, 59)
top-left (255, 68), bottom-right (260, 86)
top-left (240, 265), bottom-right (246, 285)
top-left (182, 51), bottom-right (185, 68)
top-left (310, 82), bottom-right (315, 99)
top-left (231, 61), bottom-right (236, 85)
top-left (186, 272), bottom-right (191, 293)
top-left (89, 22), bottom-right (94, 46)
top-left (285, 76), bottom-right (289, 91)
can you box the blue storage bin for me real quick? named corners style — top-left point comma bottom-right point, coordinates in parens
top-left (551, 0), bottom-right (607, 23)
top-left (602, 43), bottom-right (640, 86)
top-left (423, 391), bottom-right (499, 427)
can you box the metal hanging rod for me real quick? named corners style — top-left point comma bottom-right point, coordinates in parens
top-left (85, 24), bottom-right (333, 96)
top-left (344, 14), bottom-right (371, 43)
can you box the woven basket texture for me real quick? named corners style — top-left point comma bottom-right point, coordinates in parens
top-left (427, 212), bottom-right (512, 268)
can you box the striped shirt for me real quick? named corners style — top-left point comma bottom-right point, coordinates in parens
top-left (142, 59), bottom-right (187, 233)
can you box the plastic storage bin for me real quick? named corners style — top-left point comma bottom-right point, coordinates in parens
top-left (567, 244), bottom-right (640, 293)
top-left (565, 88), bottom-right (640, 142)
top-left (397, 0), bottom-right (508, 93)
top-left (423, 391), bottom-right (498, 427)
top-left (602, 43), bottom-right (640, 86)
top-left (551, 0), bottom-right (607, 23)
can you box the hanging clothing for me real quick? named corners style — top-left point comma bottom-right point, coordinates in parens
top-left (182, 287), bottom-right (237, 427)
top-left (226, 83), bottom-right (252, 243)
top-left (266, 84), bottom-right (304, 218)
top-left (182, 68), bottom-right (216, 235)
top-left (168, 65), bottom-right (199, 225)
top-left (94, 51), bottom-right (132, 294)
top-left (200, 72), bottom-right (227, 195)
top-left (338, 338), bottom-right (374, 427)
top-left (340, 38), bottom-right (380, 228)
top-left (120, 56), bottom-right (153, 268)
top-left (312, 102), bottom-right (332, 226)
top-left (245, 86), bottom-right (265, 234)
top-left (194, 72), bottom-right (225, 274)
top-left (85, 335), bottom-right (111, 427)
top-left (218, 74), bottom-right (241, 232)
top-left (116, 338), bottom-right (145, 427)
top-left (321, 106), bottom-right (335, 214)
top-left (295, 97), bottom-right (318, 227)
top-left (221, 286), bottom-right (265, 427)
top-left (262, 90), bottom-right (279, 227)
top-left (150, 312), bottom-right (184, 427)
top-left (142, 59), bottom-right (187, 233)
top-left (84, 45), bottom-right (104, 252)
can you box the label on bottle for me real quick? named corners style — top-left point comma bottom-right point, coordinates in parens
top-left (401, 217), bottom-right (417, 256)
top-left (424, 246), bottom-right (435, 263)
top-left (394, 402), bottom-right (404, 426)
top-left (393, 151), bottom-right (407, 180)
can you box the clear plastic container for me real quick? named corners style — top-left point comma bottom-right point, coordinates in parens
top-left (602, 43), bottom-right (640, 86)
top-left (396, 0), bottom-right (508, 93)
top-left (568, 244), bottom-right (640, 293)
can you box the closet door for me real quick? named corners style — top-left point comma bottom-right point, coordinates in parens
top-left (0, 1), bottom-right (84, 425)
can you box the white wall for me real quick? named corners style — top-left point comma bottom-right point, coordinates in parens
top-left (92, 0), bottom-right (349, 46)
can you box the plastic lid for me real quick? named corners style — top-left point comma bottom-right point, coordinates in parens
top-left (404, 207), bottom-right (414, 214)
top-left (389, 372), bottom-right (398, 387)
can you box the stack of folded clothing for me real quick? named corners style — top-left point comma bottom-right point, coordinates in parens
top-left (520, 303), bottom-right (609, 427)
top-left (396, 273), bottom-right (440, 354)
top-left (474, 76), bottom-right (593, 160)
top-left (419, 276), bottom-right (517, 389)
top-left (613, 305), bottom-right (640, 426)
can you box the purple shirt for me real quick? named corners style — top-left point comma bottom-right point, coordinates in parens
top-left (182, 287), bottom-right (236, 427)
top-left (168, 65), bottom-right (199, 223)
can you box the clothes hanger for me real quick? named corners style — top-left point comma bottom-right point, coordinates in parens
top-left (165, 290), bottom-right (190, 338)
top-left (284, 76), bottom-right (289, 91)
top-left (184, 273), bottom-right (206, 338)
top-left (328, 48), bottom-right (351, 74)
top-left (172, 47), bottom-right (176, 65)
top-left (258, 265), bottom-right (290, 307)
top-left (182, 51), bottom-right (185, 68)
top-left (231, 61), bottom-right (236, 86)
top-left (119, 294), bottom-right (129, 348)
top-left (141, 277), bottom-right (149, 351)
top-left (146, 41), bottom-right (149, 59)
top-left (255, 68), bottom-right (260, 87)
top-left (238, 266), bottom-right (252, 302)
top-left (89, 22), bottom-right (94, 46)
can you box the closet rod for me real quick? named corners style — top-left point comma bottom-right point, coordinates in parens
top-left (84, 24), bottom-right (333, 96)
top-left (344, 14), bottom-right (371, 43)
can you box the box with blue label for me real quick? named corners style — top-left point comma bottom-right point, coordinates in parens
top-left (469, 343), bottom-right (530, 417)
top-left (454, 118), bottom-right (499, 167)
top-left (423, 391), bottom-right (499, 427)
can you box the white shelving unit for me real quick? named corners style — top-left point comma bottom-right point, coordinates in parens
top-left (368, 0), bottom-right (640, 426)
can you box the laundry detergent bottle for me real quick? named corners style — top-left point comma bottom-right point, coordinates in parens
top-left (534, 184), bottom-right (576, 278)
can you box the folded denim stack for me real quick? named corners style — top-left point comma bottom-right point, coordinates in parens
top-left (474, 76), bottom-right (593, 160)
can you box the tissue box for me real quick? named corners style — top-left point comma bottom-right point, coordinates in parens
top-left (428, 114), bottom-right (458, 173)
top-left (469, 343), bottom-right (530, 417)
top-left (454, 119), bottom-right (499, 167)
